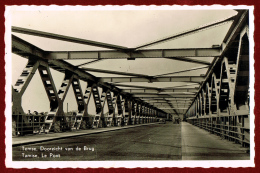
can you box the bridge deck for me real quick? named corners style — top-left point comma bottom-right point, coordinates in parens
top-left (12, 122), bottom-right (249, 161)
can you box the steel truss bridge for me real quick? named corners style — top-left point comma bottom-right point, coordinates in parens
top-left (11, 10), bottom-right (250, 147)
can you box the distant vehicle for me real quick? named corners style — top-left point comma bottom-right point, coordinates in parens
top-left (159, 118), bottom-right (166, 124)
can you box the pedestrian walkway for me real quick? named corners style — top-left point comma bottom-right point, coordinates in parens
top-left (181, 122), bottom-right (250, 160)
top-left (12, 123), bottom-right (158, 146)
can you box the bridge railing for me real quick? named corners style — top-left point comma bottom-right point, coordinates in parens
top-left (12, 113), bottom-right (157, 136)
top-left (192, 119), bottom-right (250, 147)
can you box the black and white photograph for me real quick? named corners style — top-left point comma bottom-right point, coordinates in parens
top-left (5, 5), bottom-right (254, 168)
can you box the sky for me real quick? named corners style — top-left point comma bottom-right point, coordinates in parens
top-left (9, 6), bottom-right (237, 115)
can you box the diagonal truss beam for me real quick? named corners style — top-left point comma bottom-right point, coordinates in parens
top-left (165, 57), bottom-right (211, 65)
top-left (57, 72), bottom-right (74, 102)
top-left (76, 59), bottom-right (103, 67)
top-left (81, 67), bottom-right (151, 78)
top-left (163, 83), bottom-right (200, 89)
top-left (135, 15), bottom-right (236, 49)
top-left (12, 26), bottom-right (129, 51)
top-left (155, 65), bottom-right (208, 77)
top-left (13, 60), bottom-right (40, 96)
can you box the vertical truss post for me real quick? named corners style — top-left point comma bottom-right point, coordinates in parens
top-left (91, 84), bottom-right (102, 128)
top-left (149, 107), bottom-right (152, 123)
top-left (106, 90), bottom-right (114, 127)
top-left (116, 94), bottom-right (124, 126)
top-left (195, 99), bottom-right (198, 119)
top-left (150, 107), bottom-right (153, 123)
top-left (199, 93), bottom-right (202, 117)
top-left (139, 104), bottom-right (142, 124)
top-left (121, 96), bottom-right (126, 126)
top-left (142, 104), bottom-right (146, 124)
top-left (150, 108), bottom-right (153, 122)
top-left (55, 72), bottom-right (74, 132)
top-left (145, 106), bottom-right (148, 123)
top-left (12, 60), bottom-right (40, 136)
top-left (71, 77), bottom-right (85, 130)
top-left (219, 59), bottom-right (231, 116)
top-left (215, 77), bottom-right (221, 116)
top-left (123, 97), bottom-right (131, 126)
top-left (145, 105), bottom-right (148, 123)
top-left (154, 109), bottom-right (158, 122)
top-left (82, 81), bottom-right (93, 129)
top-left (147, 106), bottom-right (150, 123)
top-left (136, 102), bottom-right (140, 124)
top-left (207, 83), bottom-right (213, 132)
top-left (147, 106), bottom-right (149, 123)
top-left (154, 110), bottom-right (157, 121)
top-left (140, 104), bottom-right (144, 124)
top-left (131, 101), bottom-right (136, 125)
top-left (147, 107), bottom-right (150, 123)
top-left (38, 64), bottom-right (59, 133)
top-left (111, 92), bottom-right (118, 126)
top-left (129, 99), bottom-right (133, 125)
top-left (207, 83), bottom-right (212, 115)
top-left (202, 89), bottom-right (206, 116)
top-left (123, 97), bottom-right (128, 125)
top-left (153, 109), bottom-right (156, 122)
top-left (100, 87), bottom-right (108, 128)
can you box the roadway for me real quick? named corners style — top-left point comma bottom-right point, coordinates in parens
top-left (12, 122), bottom-right (249, 161)
top-left (13, 122), bottom-right (181, 161)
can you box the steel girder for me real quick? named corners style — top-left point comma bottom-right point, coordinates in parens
top-left (12, 35), bottom-right (169, 116)
top-left (185, 15), bottom-right (250, 147)
top-left (11, 10), bottom-right (249, 123)
top-left (99, 76), bottom-right (204, 83)
top-left (12, 26), bottom-right (129, 51)
top-left (81, 67), bottom-right (150, 78)
top-left (154, 65), bottom-right (209, 77)
top-left (122, 88), bottom-right (198, 93)
top-left (82, 65), bottom-right (208, 78)
top-left (185, 10), bottom-right (248, 115)
top-left (135, 15), bottom-right (235, 49)
top-left (45, 48), bottom-right (220, 60)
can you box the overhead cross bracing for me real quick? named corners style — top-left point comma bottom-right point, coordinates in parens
top-left (11, 9), bottom-right (250, 135)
